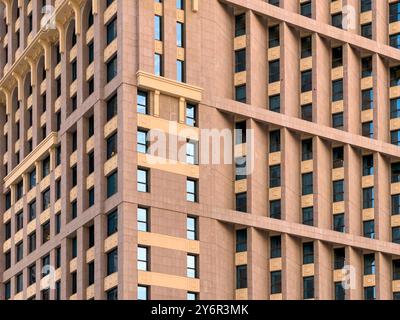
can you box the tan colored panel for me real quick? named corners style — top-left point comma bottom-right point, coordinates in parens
top-left (234, 143), bottom-right (247, 158)
top-left (104, 39), bottom-right (117, 63)
top-left (40, 209), bottom-right (50, 225)
top-left (361, 76), bottom-right (373, 90)
top-left (393, 280), bottom-right (400, 292)
top-left (331, 100), bottom-right (344, 113)
top-left (86, 136), bottom-right (94, 153)
top-left (301, 91), bottom-right (312, 105)
top-left (391, 215), bottom-right (400, 228)
top-left (234, 35), bottom-right (246, 51)
top-left (392, 182), bottom-right (400, 195)
top-left (333, 201), bottom-right (345, 214)
top-left (331, 66), bottom-right (343, 80)
top-left (3, 239), bottom-right (11, 253)
top-left (300, 57), bottom-right (312, 72)
top-left (268, 47), bottom-right (280, 61)
top-left (362, 175), bottom-right (374, 188)
top-left (269, 187), bottom-right (281, 200)
top-left (361, 109), bottom-right (373, 123)
top-left (235, 179), bottom-right (247, 194)
top-left (70, 186), bottom-right (77, 201)
top-left (104, 0), bottom-right (117, 23)
top-left (330, 0), bottom-right (342, 14)
top-left (270, 293), bottom-right (283, 300)
top-left (27, 220), bottom-right (36, 235)
top-left (235, 288), bottom-right (248, 300)
top-left (104, 116), bottom-right (118, 138)
top-left (269, 152), bottom-right (281, 165)
top-left (234, 71), bottom-right (247, 86)
top-left (269, 258), bottom-right (282, 271)
top-left (138, 231), bottom-right (200, 254)
top-left (104, 154), bottom-right (118, 177)
top-left (360, 11), bottom-right (372, 25)
top-left (235, 252), bottom-right (248, 266)
top-left (14, 230), bottom-right (23, 244)
top-left (86, 285), bottom-right (95, 300)
top-left (3, 209), bottom-right (11, 223)
top-left (137, 153), bottom-right (199, 179)
top-left (138, 271), bottom-right (200, 292)
top-left (363, 274), bottom-right (376, 287)
top-left (332, 167), bottom-right (344, 181)
top-left (362, 209), bottom-right (374, 221)
top-left (176, 9), bottom-right (185, 23)
top-left (302, 264), bottom-right (315, 277)
top-left (86, 247), bottom-right (95, 263)
top-left (104, 233), bottom-right (118, 253)
top-left (70, 151), bottom-right (77, 167)
top-left (301, 160), bottom-right (313, 173)
top-left (70, 258), bottom-right (77, 272)
top-left (301, 194), bottom-right (313, 208)
top-left (268, 82), bottom-right (281, 96)
top-left (389, 21), bottom-right (400, 35)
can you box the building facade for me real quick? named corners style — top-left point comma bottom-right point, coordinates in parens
top-left (1, 0), bottom-right (400, 301)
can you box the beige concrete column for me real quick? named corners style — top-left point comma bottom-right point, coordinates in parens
top-left (94, 214), bottom-right (106, 300)
top-left (281, 23), bottom-right (299, 117)
top-left (162, 0), bottom-right (176, 79)
top-left (314, 0), bottom-right (330, 23)
top-left (375, 153), bottom-right (390, 242)
top-left (374, 54), bottom-right (389, 142)
top-left (313, 34), bottom-right (330, 126)
top-left (76, 227), bottom-right (85, 299)
top-left (376, 252), bottom-right (392, 299)
top-left (248, 227), bottom-right (268, 299)
top-left (282, 234), bottom-right (301, 299)
top-left (345, 145), bottom-right (361, 235)
top-left (373, 0), bottom-right (388, 45)
top-left (248, 119), bottom-right (268, 216)
top-left (315, 240), bottom-right (332, 299)
top-left (314, 137), bottom-right (331, 229)
top-left (343, 44), bottom-right (360, 134)
top-left (282, 0), bottom-right (298, 12)
top-left (247, 10), bottom-right (267, 108)
top-left (346, 246), bottom-right (362, 300)
top-left (282, 128), bottom-right (300, 223)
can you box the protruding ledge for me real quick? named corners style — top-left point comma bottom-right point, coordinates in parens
top-left (137, 71), bottom-right (203, 102)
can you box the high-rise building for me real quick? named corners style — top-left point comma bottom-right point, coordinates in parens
top-left (0, 0), bottom-right (400, 301)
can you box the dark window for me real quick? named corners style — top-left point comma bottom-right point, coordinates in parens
top-left (303, 242), bottom-right (314, 265)
top-left (56, 214), bottom-right (61, 234)
top-left (88, 151), bottom-right (94, 174)
top-left (393, 260), bottom-right (400, 280)
top-left (107, 287), bottom-right (118, 300)
top-left (364, 286), bottom-right (376, 300)
top-left (361, 89), bottom-right (373, 110)
top-left (390, 2), bottom-right (400, 23)
top-left (71, 272), bottom-right (77, 294)
top-left (236, 265), bottom-right (247, 289)
top-left (270, 200), bottom-right (281, 220)
top-left (107, 249), bottom-right (118, 275)
top-left (269, 165), bottom-right (281, 188)
top-left (302, 173), bottom-right (313, 195)
top-left (332, 79), bottom-right (343, 101)
top-left (235, 49), bottom-right (246, 73)
top-left (107, 171), bottom-right (118, 198)
top-left (331, 13), bottom-right (342, 29)
top-left (335, 282), bottom-right (345, 300)
top-left (303, 276), bottom-right (314, 299)
top-left (393, 227), bottom-right (400, 244)
top-left (42, 188), bottom-right (50, 211)
top-left (361, 23), bottom-right (372, 39)
top-left (88, 41), bottom-right (94, 64)
top-left (332, 112), bottom-right (344, 129)
top-left (392, 194), bottom-right (400, 215)
top-left (107, 133), bottom-right (118, 159)
top-left (88, 225), bottom-right (95, 248)
top-left (363, 220), bottom-right (375, 239)
top-left (390, 33), bottom-right (400, 49)
top-left (5, 251), bottom-right (10, 269)
top-left (301, 104), bottom-right (312, 121)
top-left (360, 0), bottom-right (372, 12)
top-left (270, 236), bottom-right (281, 258)
top-left (28, 264), bottom-right (36, 285)
top-left (235, 121), bottom-right (246, 144)
top-left (236, 229), bottom-right (247, 252)
top-left (333, 147), bottom-right (344, 168)
top-left (391, 98), bottom-right (400, 119)
top-left (42, 221), bottom-right (50, 244)
top-left (15, 211), bottom-right (23, 231)
top-left (332, 46), bottom-right (343, 68)
top-left (301, 36), bottom-right (312, 58)
top-left (235, 156), bottom-right (247, 181)
top-left (107, 210), bottom-right (118, 236)
top-left (88, 188), bottom-right (95, 207)
top-left (235, 14), bottom-right (246, 37)
top-left (268, 25), bottom-right (280, 48)
top-left (362, 57), bottom-right (372, 78)
top-left (4, 281), bottom-right (10, 300)
top-left (271, 271), bottom-right (282, 294)
top-left (362, 154), bottom-right (374, 176)
top-left (107, 94), bottom-right (118, 121)
top-left (5, 222), bottom-right (11, 240)
top-left (235, 85), bottom-right (246, 103)
top-left (302, 207), bottom-right (313, 226)
top-left (154, 53), bottom-right (163, 76)
top-left (16, 242), bottom-right (23, 262)
top-left (137, 130), bottom-right (148, 153)
top-left (392, 130), bottom-right (400, 146)
top-left (88, 262), bottom-right (95, 286)
top-left (72, 237), bottom-right (77, 258)
top-left (333, 180), bottom-right (344, 202)
top-left (301, 70), bottom-right (312, 92)
top-left (236, 192), bottom-right (247, 213)
top-left (364, 254), bottom-right (375, 275)
top-left (302, 139), bottom-right (313, 161)
top-left (334, 247), bottom-right (345, 270)
top-left (363, 187), bottom-right (374, 209)
top-left (269, 95), bottom-right (280, 113)
top-left (187, 216), bottom-right (197, 240)
top-left (269, 130), bottom-right (280, 152)
top-left (300, 1), bottom-right (312, 18)
top-left (269, 60), bottom-right (280, 83)
top-left (107, 55), bottom-right (118, 82)
top-left (106, 17), bottom-right (117, 45)
top-left (362, 121), bottom-right (374, 138)
top-left (391, 66), bottom-right (400, 87)
top-left (16, 273), bottom-right (23, 293)
top-left (177, 60), bottom-right (185, 82)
